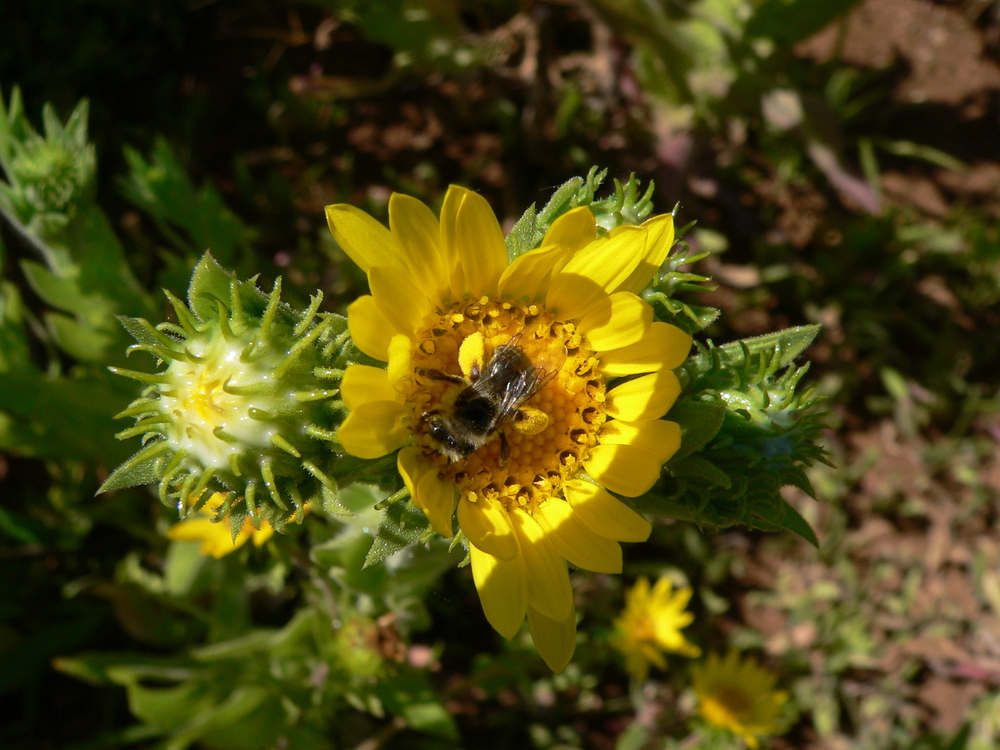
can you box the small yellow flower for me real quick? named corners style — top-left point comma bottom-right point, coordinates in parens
top-left (612, 575), bottom-right (700, 680)
top-left (327, 186), bottom-right (692, 672)
top-left (167, 492), bottom-right (274, 558)
top-left (691, 650), bottom-right (789, 749)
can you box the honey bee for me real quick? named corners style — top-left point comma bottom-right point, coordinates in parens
top-left (421, 338), bottom-right (556, 463)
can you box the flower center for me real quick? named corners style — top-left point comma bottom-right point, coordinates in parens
top-left (401, 297), bottom-right (607, 511)
top-left (703, 686), bottom-right (755, 725)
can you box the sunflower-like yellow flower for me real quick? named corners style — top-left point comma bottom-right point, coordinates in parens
top-left (167, 492), bottom-right (274, 558)
top-left (691, 650), bottom-right (789, 748)
top-left (612, 575), bottom-right (700, 680)
top-left (327, 186), bottom-right (692, 672)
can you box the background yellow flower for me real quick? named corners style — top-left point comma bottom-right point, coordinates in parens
top-left (612, 575), bottom-right (700, 681)
top-left (692, 649), bottom-right (789, 748)
top-left (166, 492), bottom-right (274, 558)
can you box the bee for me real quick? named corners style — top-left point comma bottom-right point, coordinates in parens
top-left (421, 338), bottom-right (556, 463)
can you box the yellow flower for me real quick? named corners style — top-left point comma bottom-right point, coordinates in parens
top-left (612, 575), bottom-right (700, 680)
top-left (167, 492), bottom-right (275, 558)
top-left (691, 650), bottom-right (789, 748)
top-left (327, 186), bottom-right (692, 672)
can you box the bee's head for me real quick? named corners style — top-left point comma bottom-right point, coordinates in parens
top-left (424, 412), bottom-right (472, 463)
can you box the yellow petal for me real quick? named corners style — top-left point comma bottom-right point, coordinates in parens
top-left (577, 292), bottom-right (652, 351)
top-left (527, 606), bottom-right (577, 674)
top-left (347, 295), bottom-right (393, 362)
top-left (534, 499), bottom-right (622, 574)
top-left (470, 543), bottom-right (527, 639)
top-left (584, 443), bottom-right (663, 497)
top-left (615, 213), bottom-right (676, 294)
top-left (340, 365), bottom-right (396, 411)
top-left (438, 186), bottom-right (465, 299)
top-left (388, 193), bottom-right (450, 304)
top-left (416, 469), bottom-right (456, 537)
top-left (369, 265), bottom-right (431, 337)
top-left (509, 509), bottom-right (574, 623)
top-left (397, 445), bottom-right (424, 495)
top-left (458, 495), bottom-right (518, 561)
top-left (545, 222), bottom-right (651, 320)
top-left (599, 418), bottom-right (682, 466)
top-left (540, 205), bottom-right (598, 251)
top-left (564, 479), bottom-right (651, 542)
top-left (386, 334), bottom-right (412, 389)
top-left (497, 243), bottom-right (572, 301)
top-left (605, 370), bottom-right (681, 421)
top-left (337, 401), bottom-right (409, 459)
top-left (442, 186), bottom-right (507, 299)
top-left (325, 204), bottom-right (400, 274)
top-left (600, 323), bottom-right (693, 377)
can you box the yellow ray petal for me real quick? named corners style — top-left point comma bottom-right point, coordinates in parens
top-left (442, 186), bottom-right (507, 299)
top-left (545, 221), bottom-right (654, 320)
top-left (584, 443), bottom-right (665, 497)
top-left (600, 323), bottom-right (693, 377)
top-left (388, 193), bottom-right (449, 304)
top-left (325, 203), bottom-right (400, 274)
top-left (369, 265), bottom-right (431, 337)
top-left (577, 292), bottom-right (653, 351)
top-left (347, 295), bottom-right (394, 361)
top-left (564, 479), bottom-right (651, 542)
top-left (386, 333), bottom-right (412, 389)
top-left (527, 606), bottom-right (577, 674)
top-left (458, 495), bottom-right (518, 561)
top-left (599, 418), bottom-right (682, 466)
top-left (416, 469), bottom-right (456, 537)
top-left (605, 370), bottom-right (681, 422)
top-left (470, 543), bottom-right (527, 640)
top-left (534, 498), bottom-right (622, 574)
top-left (509, 509), bottom-right (574, 623)
top-left (540, 205), bottom-right (598, 251)
top-left (337, 400), bottom-right (408, 459)
top-left (497, 243), bottom-right (572, 301)
top-left (340, 365), bottom-right (397, 411)
top-left (615, 213), bottom-right (675, 295)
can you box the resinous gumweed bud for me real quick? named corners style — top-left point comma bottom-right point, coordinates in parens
top-left (100, 254), bottom-right (347, 533)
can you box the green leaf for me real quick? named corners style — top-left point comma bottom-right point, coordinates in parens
top-left (775, 499), bottom-right (819, 548)
top-left (186, 252), bottom-right (233, 323)
top-left (374, 671), bottom-right (459, 741)
top-left (665, 454), bottom-right (732, 489)
top-left (745, 0), bottom-right (861, 48)
top-left (667, 400), bottom-right (726, 460)
top-left (363, 500), bottom-right (432, 569)
top-left (717, 325), bottom-right (821, 371)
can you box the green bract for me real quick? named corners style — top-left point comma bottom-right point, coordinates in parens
top-left (100, 254), bottom-right (349, 534)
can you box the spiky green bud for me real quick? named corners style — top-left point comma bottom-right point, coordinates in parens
top-left (100, 254), bottom-right (349, 534)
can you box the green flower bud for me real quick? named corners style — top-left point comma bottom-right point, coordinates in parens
top-left (100, 254), bottom-right (347, 533)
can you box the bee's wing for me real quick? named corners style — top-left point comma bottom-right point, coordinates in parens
top-left (480, 343), bottom-right (554, 424)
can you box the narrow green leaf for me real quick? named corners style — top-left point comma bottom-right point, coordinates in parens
top-left (363, 500), bottom-right (431, 569)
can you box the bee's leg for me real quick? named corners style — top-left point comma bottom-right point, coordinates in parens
top-left (418, 368), bottom-right (465, 385)
top-left (513, 406), bottom-right (549, 436)
top-left (498, 430), bottom-right (511, 467)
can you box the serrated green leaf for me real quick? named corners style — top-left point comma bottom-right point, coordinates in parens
top-left (668, 400), bottom-right (726, 460)
top-left (505, 203), bottom-right (540, 259)
top-left (665, 454), bottom-right (732, 488)
top-left (774, 499), bottom-right (819, 548)
top-left (98, 450), bottom-right (166, 493)
top-left (363, 500), bottom-right (431, 569)
top-left (187, 252), bottom-right (232, 322)
top-left (717, 325), bottom-right (821, 370)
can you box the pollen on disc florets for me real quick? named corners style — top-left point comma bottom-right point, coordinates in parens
top-left (102, 254), bottom-right (347, 531)
top-left (401, 296), bottom-right (607, 511)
